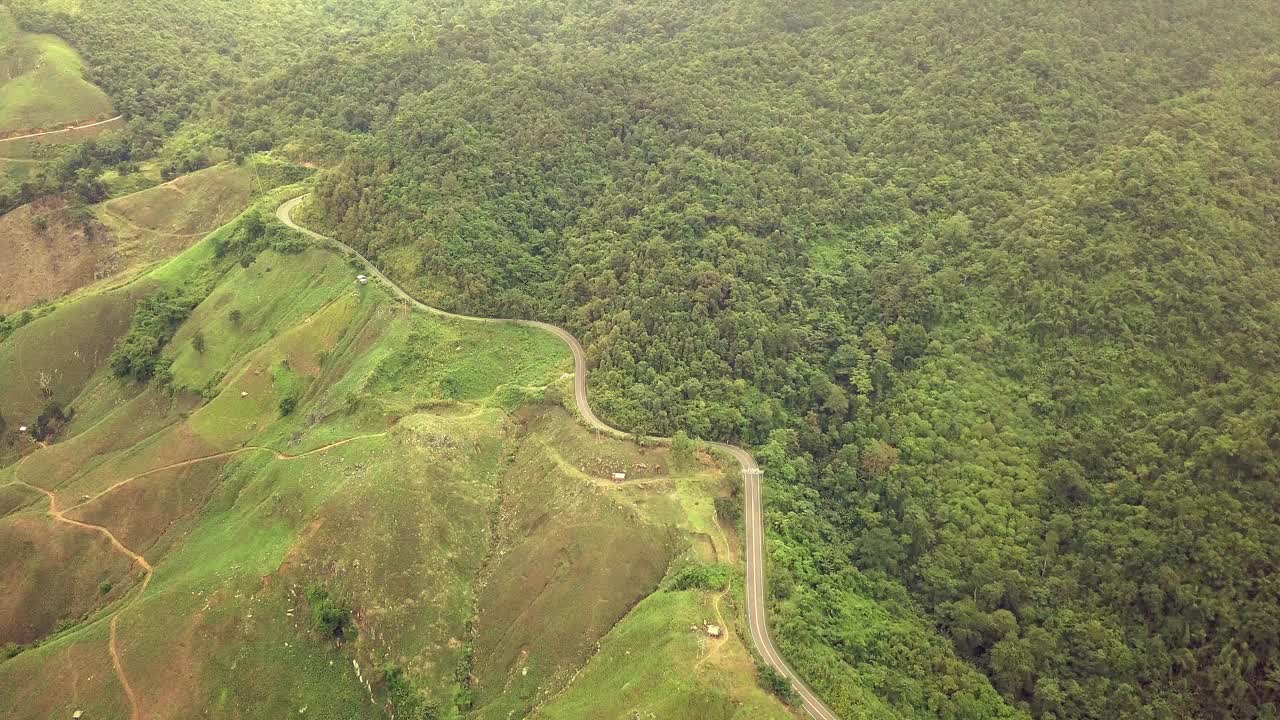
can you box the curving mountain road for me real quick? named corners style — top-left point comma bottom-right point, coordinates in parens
top-left (277, 195), bottom-right (839, 720)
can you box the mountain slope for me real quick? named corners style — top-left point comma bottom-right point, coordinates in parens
top-left (0, 192), bottom-right (792, 719)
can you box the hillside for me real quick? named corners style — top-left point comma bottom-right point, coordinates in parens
top-left (0, 159), bottom-right (302, 314)
top-left (0, 7), bottom-right (111, 135)
top-left (0, 0), bottom-right (1277, 718)
top-left (0, 195), bottom-right (792, 718)
top-left (278, 1), bottom-right (1278, 718)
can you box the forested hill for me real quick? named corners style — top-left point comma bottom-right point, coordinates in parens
top-left (298, 1), bottom-right (1280, 718)
top-left (10, 0), bottom-right (1280, 718)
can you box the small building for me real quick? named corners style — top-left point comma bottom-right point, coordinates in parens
top-left (611, 471), bottom-right (626, 482)
top-left (706, 624), bottom-right (723, 638)
top-left (356, 274), bottom-right (369, 285)
top-left (18, 425), bottom-right (27, 433)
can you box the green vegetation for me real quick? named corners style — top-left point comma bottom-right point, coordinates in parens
top-left (666, 562), bottom-right (731, 592)
top-left (757, 664), bottom-right (795, 705)
top-left (283, 2), bottom-right (1277, 718)
top-left (0, 7), bottom-right (111, 134)
top-left (0, 205), bottom-right (775, 718)
top-left (0, 157), bottom-right (299, 316)
top-left (305, 585), bottom-right (355, 640)
top-left (537, 588), bottom-right (792, 720)
top-left (2, 0), bottom-right (1278, 718)
top-left (108, 288), bottom-right (196, 380)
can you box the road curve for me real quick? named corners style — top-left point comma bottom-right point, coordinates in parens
top-left (0, 114), bottom-right (125, 144)
top-left (277, 195), bottom-right (840, 720)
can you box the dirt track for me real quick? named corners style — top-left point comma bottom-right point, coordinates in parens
top-left (277, 195), bottom-right (840, 720)
top-left (0, 115), bottom-right (124, 144)
top-left (8, 432), bottom-right (385, 719)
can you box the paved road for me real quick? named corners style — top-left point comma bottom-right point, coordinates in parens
top-left (0, 114), bottom-right (124, 144)
top-left (277, 195), bottom-right (840, 720)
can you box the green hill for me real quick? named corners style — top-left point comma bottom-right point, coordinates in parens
top-left (0, 193), bottom-right (790, 719)
top-left (1, 0), bottom-right (1277, 718)
top-left (0, 158), bottom-right (303, 315)
top-left (0, 7), bottom-right (111, 134)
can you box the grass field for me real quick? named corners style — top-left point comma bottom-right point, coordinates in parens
top-left (0, 205), bottom-right (782, 717)
top-left (0, 275), bottom-right (156, 423)
top-left (537, 588), bottom-right (793, 720)
top-left (99, 163), bottom-right (252, 238)
top-left (0, 160), bottom-right (280, 315)
top-left (0, 9), bottom-right (113, 135)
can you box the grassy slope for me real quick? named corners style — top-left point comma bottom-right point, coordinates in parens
top-left (0, 215), bottom-right (786, 717)
top-left (99, 163), bottom-right (252, 237)
top-left (537, 589), bottom-right (790, 720)
top-left (0, 161), bottom-right (262, 315)
top-left (0, 8), bottom-right (111, 133)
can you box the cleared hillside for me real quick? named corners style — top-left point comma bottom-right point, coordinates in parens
top-left (0, 195), bottom-right (787, 718)
top-left (0, 160), bottom-right (286, 314)
top-left (0, 8), bottom-right (111, 135)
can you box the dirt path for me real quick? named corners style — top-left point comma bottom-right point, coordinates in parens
top-left (64, 433), bottom-right (387, 513)
top-left (695, 589), bottom-right (731, 671)
top-left (13, 478), bottom-right (151, 720)
top-left (542, 445), bottom-right (669, 491)
top-left (278, 196), bottom-right (840, 720)
top-left (0, 115), bottom-right (124, 144)
top-left (10, 431), bottom-right (384, 720)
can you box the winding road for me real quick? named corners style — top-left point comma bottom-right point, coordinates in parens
top-left (277, 196), bottom-right (840, 720)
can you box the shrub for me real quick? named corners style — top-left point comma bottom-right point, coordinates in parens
top-left (667, 562), bottom-right (731, 592)
top-left (31, 401), bottom-right (72, 441)
top-left (279, 394), bottom-right (299, 416)
top-left (110, 290), bottom-right (197, 381)
top-left (2, 642), bottom-right (24, 660)
top-left (305, 586), bottom-right (355, 640)
top-left (714, 496), bottom-right (741, 525)
top-left (191, 330), bottom-right (206, 353)
top-left (383, 665), bottom-right (442, 720)
top-left (758, 664), bottom-right (797, 703)
top-left (671, 430), bottom-right (696, 468)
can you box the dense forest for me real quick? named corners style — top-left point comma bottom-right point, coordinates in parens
top-left (6, 0), bottom-right (1280, 718)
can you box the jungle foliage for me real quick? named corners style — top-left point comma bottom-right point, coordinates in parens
top-left (6, 0), bottom-right (1280, 718)
top-left (297, 2), bottom-right (1280, 717)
